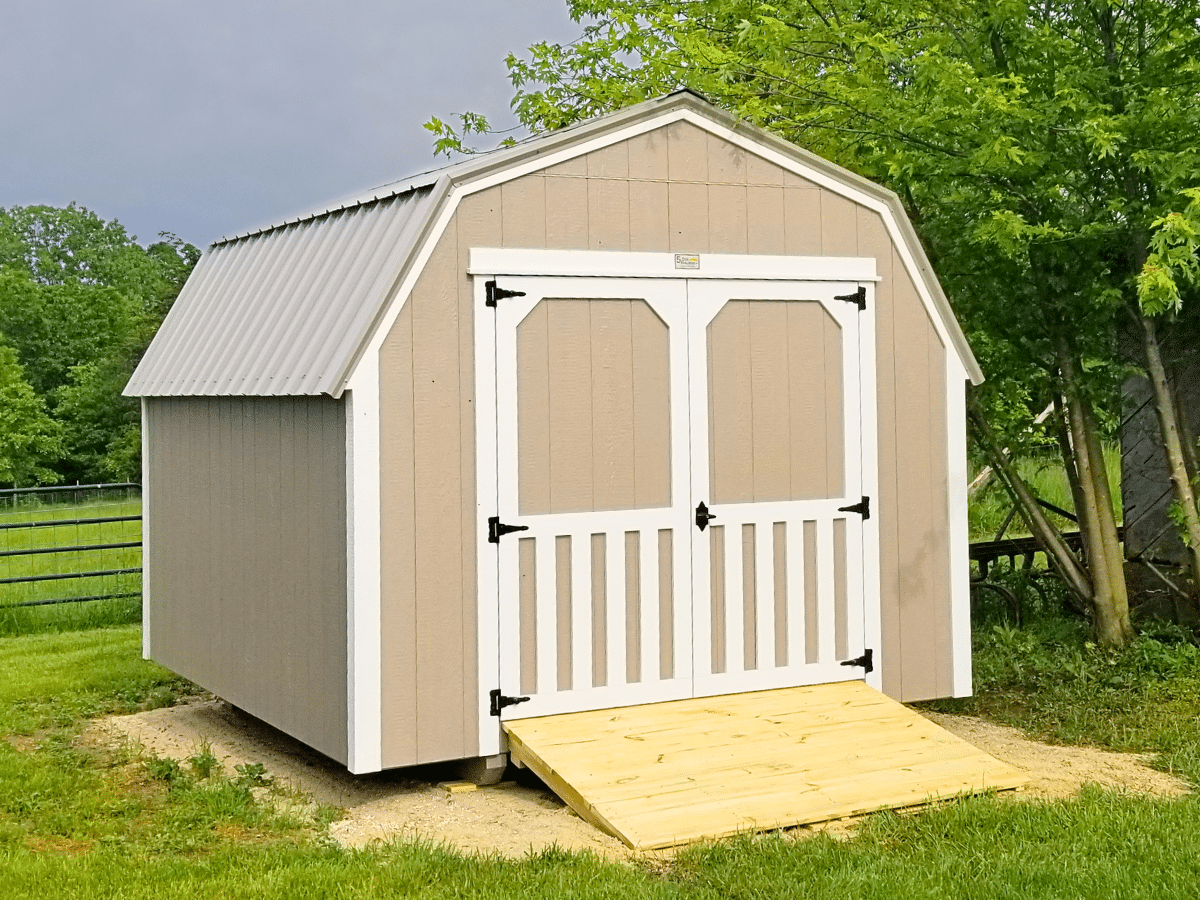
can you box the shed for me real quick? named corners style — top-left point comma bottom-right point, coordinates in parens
top-left (126, 91), bottom-right (983, 776)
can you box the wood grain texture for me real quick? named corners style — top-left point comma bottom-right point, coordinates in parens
top-left (625, 531), bottom-right (642, 684)
top-left (380, 301), bottom-right (418, 766)
top-left (519, 299), bottom-right (670, 515)
top-left (710, 525), bottom-right (726, 674)
top-left (658, 528), bottom-right (675, 679)
top-left (504, 680), bottom-right (1026, 850)
top-left (145, 396), bottom-right (347, 764)
top-left (411, 228), bottom-right (466, 761)
top-left (666, 120), bottom-right (709, 182)
top-left (893, 255), bottom-right (941, 701)
top-left (519, 537), bottom-right (538, 695)
top-left (710, 300), bottom-right (844, 504)
top-left (742, 523), bottom-right (757, 670)
top-left (591, 532), bottom-right (608, 687)
top-left (556, 535), bottom-right (573, 690)
top-left (858, 210), bottom-right (902, 698)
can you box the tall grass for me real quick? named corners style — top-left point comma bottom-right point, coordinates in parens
top-left (969, 444), bottom-right (1122, 542)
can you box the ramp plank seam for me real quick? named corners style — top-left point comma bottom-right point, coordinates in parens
top-left (504, 681), bottom-right (1027, 850)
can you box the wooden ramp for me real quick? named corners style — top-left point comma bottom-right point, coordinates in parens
top-left (504, 681), bottom-right (1027, 850)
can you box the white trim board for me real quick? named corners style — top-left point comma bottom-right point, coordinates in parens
top-left (141, 398), bottom-right (151, 661)
top-left (469, 249), bottom-right (879, 283)
top-left (343, 379), bottom-right (383, 774)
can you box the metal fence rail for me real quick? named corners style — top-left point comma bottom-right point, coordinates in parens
top-left (0, 484), bottom-right (142, 609)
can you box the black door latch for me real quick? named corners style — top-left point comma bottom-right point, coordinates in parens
top-left (695, 501), bottom-right (717, 531)
top-left (489, 689), bottom-right (530, 717)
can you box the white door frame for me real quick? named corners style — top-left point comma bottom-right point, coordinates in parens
top-left (472, 250), bottom-right (882, 754)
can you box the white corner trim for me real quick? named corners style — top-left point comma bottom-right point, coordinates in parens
top-left (857, 288), bottom-right (883, 693)
top-left (345, 378), bottom-right (383, 773)
top-left (946, 358), bottom-right (973, 697)
top-left (468, 248), bottom-right (879, 283)
top-left (474, 273), bottom-right (503, 757)
top-left (140, 398), bottom-right (151, 661)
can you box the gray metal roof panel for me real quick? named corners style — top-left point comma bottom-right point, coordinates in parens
top-left (125, 188), bottom-right (434, 397)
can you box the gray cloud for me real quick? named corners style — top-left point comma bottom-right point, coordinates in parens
top-left (0, 0), bottom-right (578, 247)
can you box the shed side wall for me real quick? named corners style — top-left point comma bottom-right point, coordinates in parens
top-left (146, 396), bottom-right (348, 763)
top-left (379, 121), bottom-right (956, 767)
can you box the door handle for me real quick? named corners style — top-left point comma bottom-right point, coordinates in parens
top-left (695, 501), bottom-right (717, 531)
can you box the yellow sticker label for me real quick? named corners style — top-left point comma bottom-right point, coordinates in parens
top-left (674, 253), bottom-right (700, 270)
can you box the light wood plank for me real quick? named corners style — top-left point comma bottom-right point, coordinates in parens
top-left (505, 681), bottom-right (1026, 851)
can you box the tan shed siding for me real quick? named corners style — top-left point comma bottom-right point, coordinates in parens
top-left (145, 396), bottom-right (348, 764)
top-left (378, 123), bottom-right (959, 767)
top-left (857, 206), bottom-right (953, 703)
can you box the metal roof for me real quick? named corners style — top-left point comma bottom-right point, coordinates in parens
top-left (126, 186), bottom-right (436, 397)
top-left (126, 90), bottom-right (981, 399)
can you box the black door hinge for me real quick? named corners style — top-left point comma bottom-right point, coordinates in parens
top-left (485, 279), bottom-right (526, 307)
top-left (840, 648), bottom-right (874, 673)
top-left (838, 496), bottom-right (871, 519)
top-left (490, 688), bottom-right (530, 717)
top-left (488, 516), bottom-right (529, 543)
top-left (695, 500), bottom-right (717, 531)
top-left (835, 286), bottom-right (866, 310)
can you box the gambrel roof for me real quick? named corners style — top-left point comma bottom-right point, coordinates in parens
top-left (126, 91), bottom-right (982, 398)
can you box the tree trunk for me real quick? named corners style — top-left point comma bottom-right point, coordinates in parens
top-left (1053, 391), bottom-right (1088, 534)
top-left (968, 396), bottom-right (1093, 604)
top-left (1140, 312), bottom-right (1200, 616)
top-left (1058, 345), bottom-right (1133, 646)
top-left (1170, 375), bottom-right (1199, 486)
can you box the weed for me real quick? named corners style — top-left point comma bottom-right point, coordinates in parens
top-left (144, 754), bottom-right (188, 786)
top-left (234, 762), bottom-right (270, 787)
top-left (187, 742), bottom-right (219, 780)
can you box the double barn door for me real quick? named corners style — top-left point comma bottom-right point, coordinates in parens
top-left (487, 271), bottom-right (874, 721)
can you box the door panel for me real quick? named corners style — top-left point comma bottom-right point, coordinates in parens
top-left (689, 281), bottom-right (866, 697)
top-left (496, 277), bottom-right (693, 719)
top-left (491, 274), bottom-right (871, 721)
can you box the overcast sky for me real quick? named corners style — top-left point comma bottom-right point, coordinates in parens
top-left (0, 1), bottom-right (580, 249)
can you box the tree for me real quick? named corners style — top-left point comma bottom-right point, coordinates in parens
top-left (0, 334), bottom-right (62, 487)
top-left (432, 0), bottom-right (1200, 645)
top-left (0, 206), bottom-right (200, 483)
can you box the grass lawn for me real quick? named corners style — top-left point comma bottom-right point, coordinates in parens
top-left (0, 611), bottom-right (1198, 899)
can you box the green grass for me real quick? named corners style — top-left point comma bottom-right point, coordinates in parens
top-left (926, 612), bottom-right (1200, 786)
top-left (969, 444), bottom-right (1122, 542)
top-left (1, 617), bottom-right (1199, 898)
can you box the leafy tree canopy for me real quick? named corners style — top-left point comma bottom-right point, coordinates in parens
top-left (0, 204), bottom-right (200, 485)
top-left (434, 0), bottom-right (1200, 432)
